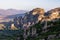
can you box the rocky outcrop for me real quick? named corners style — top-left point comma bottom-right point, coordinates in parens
top-left (0, 24), bottom-right (5, 30)
top-left (32, 8), bottom-right (44, 15)
top-left (10, 24), bottom-right (18, 30)
top-left (46, 7), bottom-right (60, 20)
top-left (31, 8), bottom-right (45, 21)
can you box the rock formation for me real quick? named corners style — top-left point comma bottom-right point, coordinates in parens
top-left (13, 7), bottom-right (60, 30)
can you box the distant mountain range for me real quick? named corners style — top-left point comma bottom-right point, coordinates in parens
top-left (0, 9), bottom-right (27, 15)
top-left (0, 9), bottom-right (27, 20)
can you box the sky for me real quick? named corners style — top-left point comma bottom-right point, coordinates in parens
top-left (0, 0), bottom-right (60, 11)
